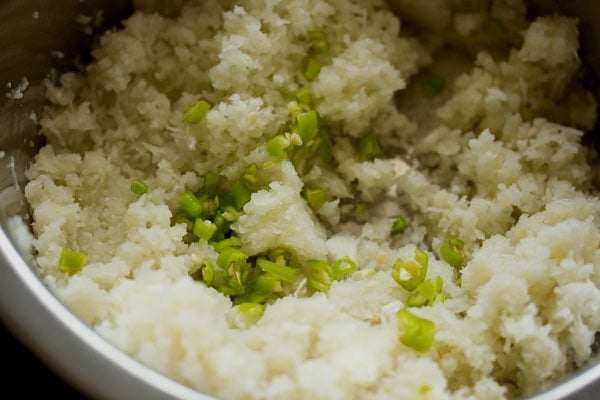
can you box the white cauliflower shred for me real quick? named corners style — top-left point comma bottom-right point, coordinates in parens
top-left (23, 1), bottom-right (600, 399)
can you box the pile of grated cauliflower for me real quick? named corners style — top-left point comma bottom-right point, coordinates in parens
top-left (24, 0), bottom-right (600, 399)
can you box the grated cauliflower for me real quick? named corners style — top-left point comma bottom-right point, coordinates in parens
top-left (25, 0), bottom-right (600, 399)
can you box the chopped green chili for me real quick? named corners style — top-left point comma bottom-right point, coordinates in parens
top-left (184, 100), bottom-right (212, 124)
top-left (439, 237), bottom-right (465, 269)
top-left (392, 249), bottom-right (428, 292)
top-left (242, 164), bottom-right (259, 188)
top-left (294, 86), bottom-right (311, 104)
top-left (193, 219), bottom-right (217, 241)
top-left (257, 257), bottom-right (297, 284)
top-left (268, 249), bottom-right (292, 266)
top-left (237, 302), bottom-right (265, 318)
top-left (419, 384), bottom-right (432, 394)
top-left (217, 277), bottom-right (246, 296)
top-left (58, 247), bottom-right (87, 275)
top-left (217, 247), bottom-right (248, 275)
top-left (306, 260), bottom-right (333, 293)
top-left (297, 110), bottom-right (319, 143)
top-left (254, 273), bottom-right (283, 294)
top-left (406, 277), bottom-right (444, 308)
top-left (221, 205), bottom-right (240, 222)
top-left (332, 256), bottom-right (358, 281)
top-left (309, 30), bottom-right (329, 54)
top-left (391, 216), bottom-right (408, 236)
top-left (179, 192), bottom-right (203, 218)
top-left (304, 58), bottom-right (322, 81)
top-left (130, 180), bottom-right (148, 195)
top-left (396, 309), bottom-right (435, 352)
top-left (214, 237), bottom-right (242, 252)
top-left (357, 133), bottom-right (383, 161)
top-left (304, 187), bottom-right (327, 210)
top-left (267, 135), bottom-right (290, 158)
top-left (202, 260), bottom-right (215, 286)
top-left (288, 102), bottom-right (303, 118)
top-left (231, 180), bottom-right (252, 211)
top-left (313, 127), bottom-right (333, 163)
top-left (203, 172), bottom-right (219, 197)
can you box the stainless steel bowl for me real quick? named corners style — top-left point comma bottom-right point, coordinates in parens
top-left (0, 1), bottom-right (598, 399)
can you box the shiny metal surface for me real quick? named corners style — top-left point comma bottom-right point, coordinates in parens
top-left (0, 1), bottom-right (597, 399)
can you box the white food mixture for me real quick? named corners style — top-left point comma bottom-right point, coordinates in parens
top-left (25, 0), bottom-right (600, 399)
